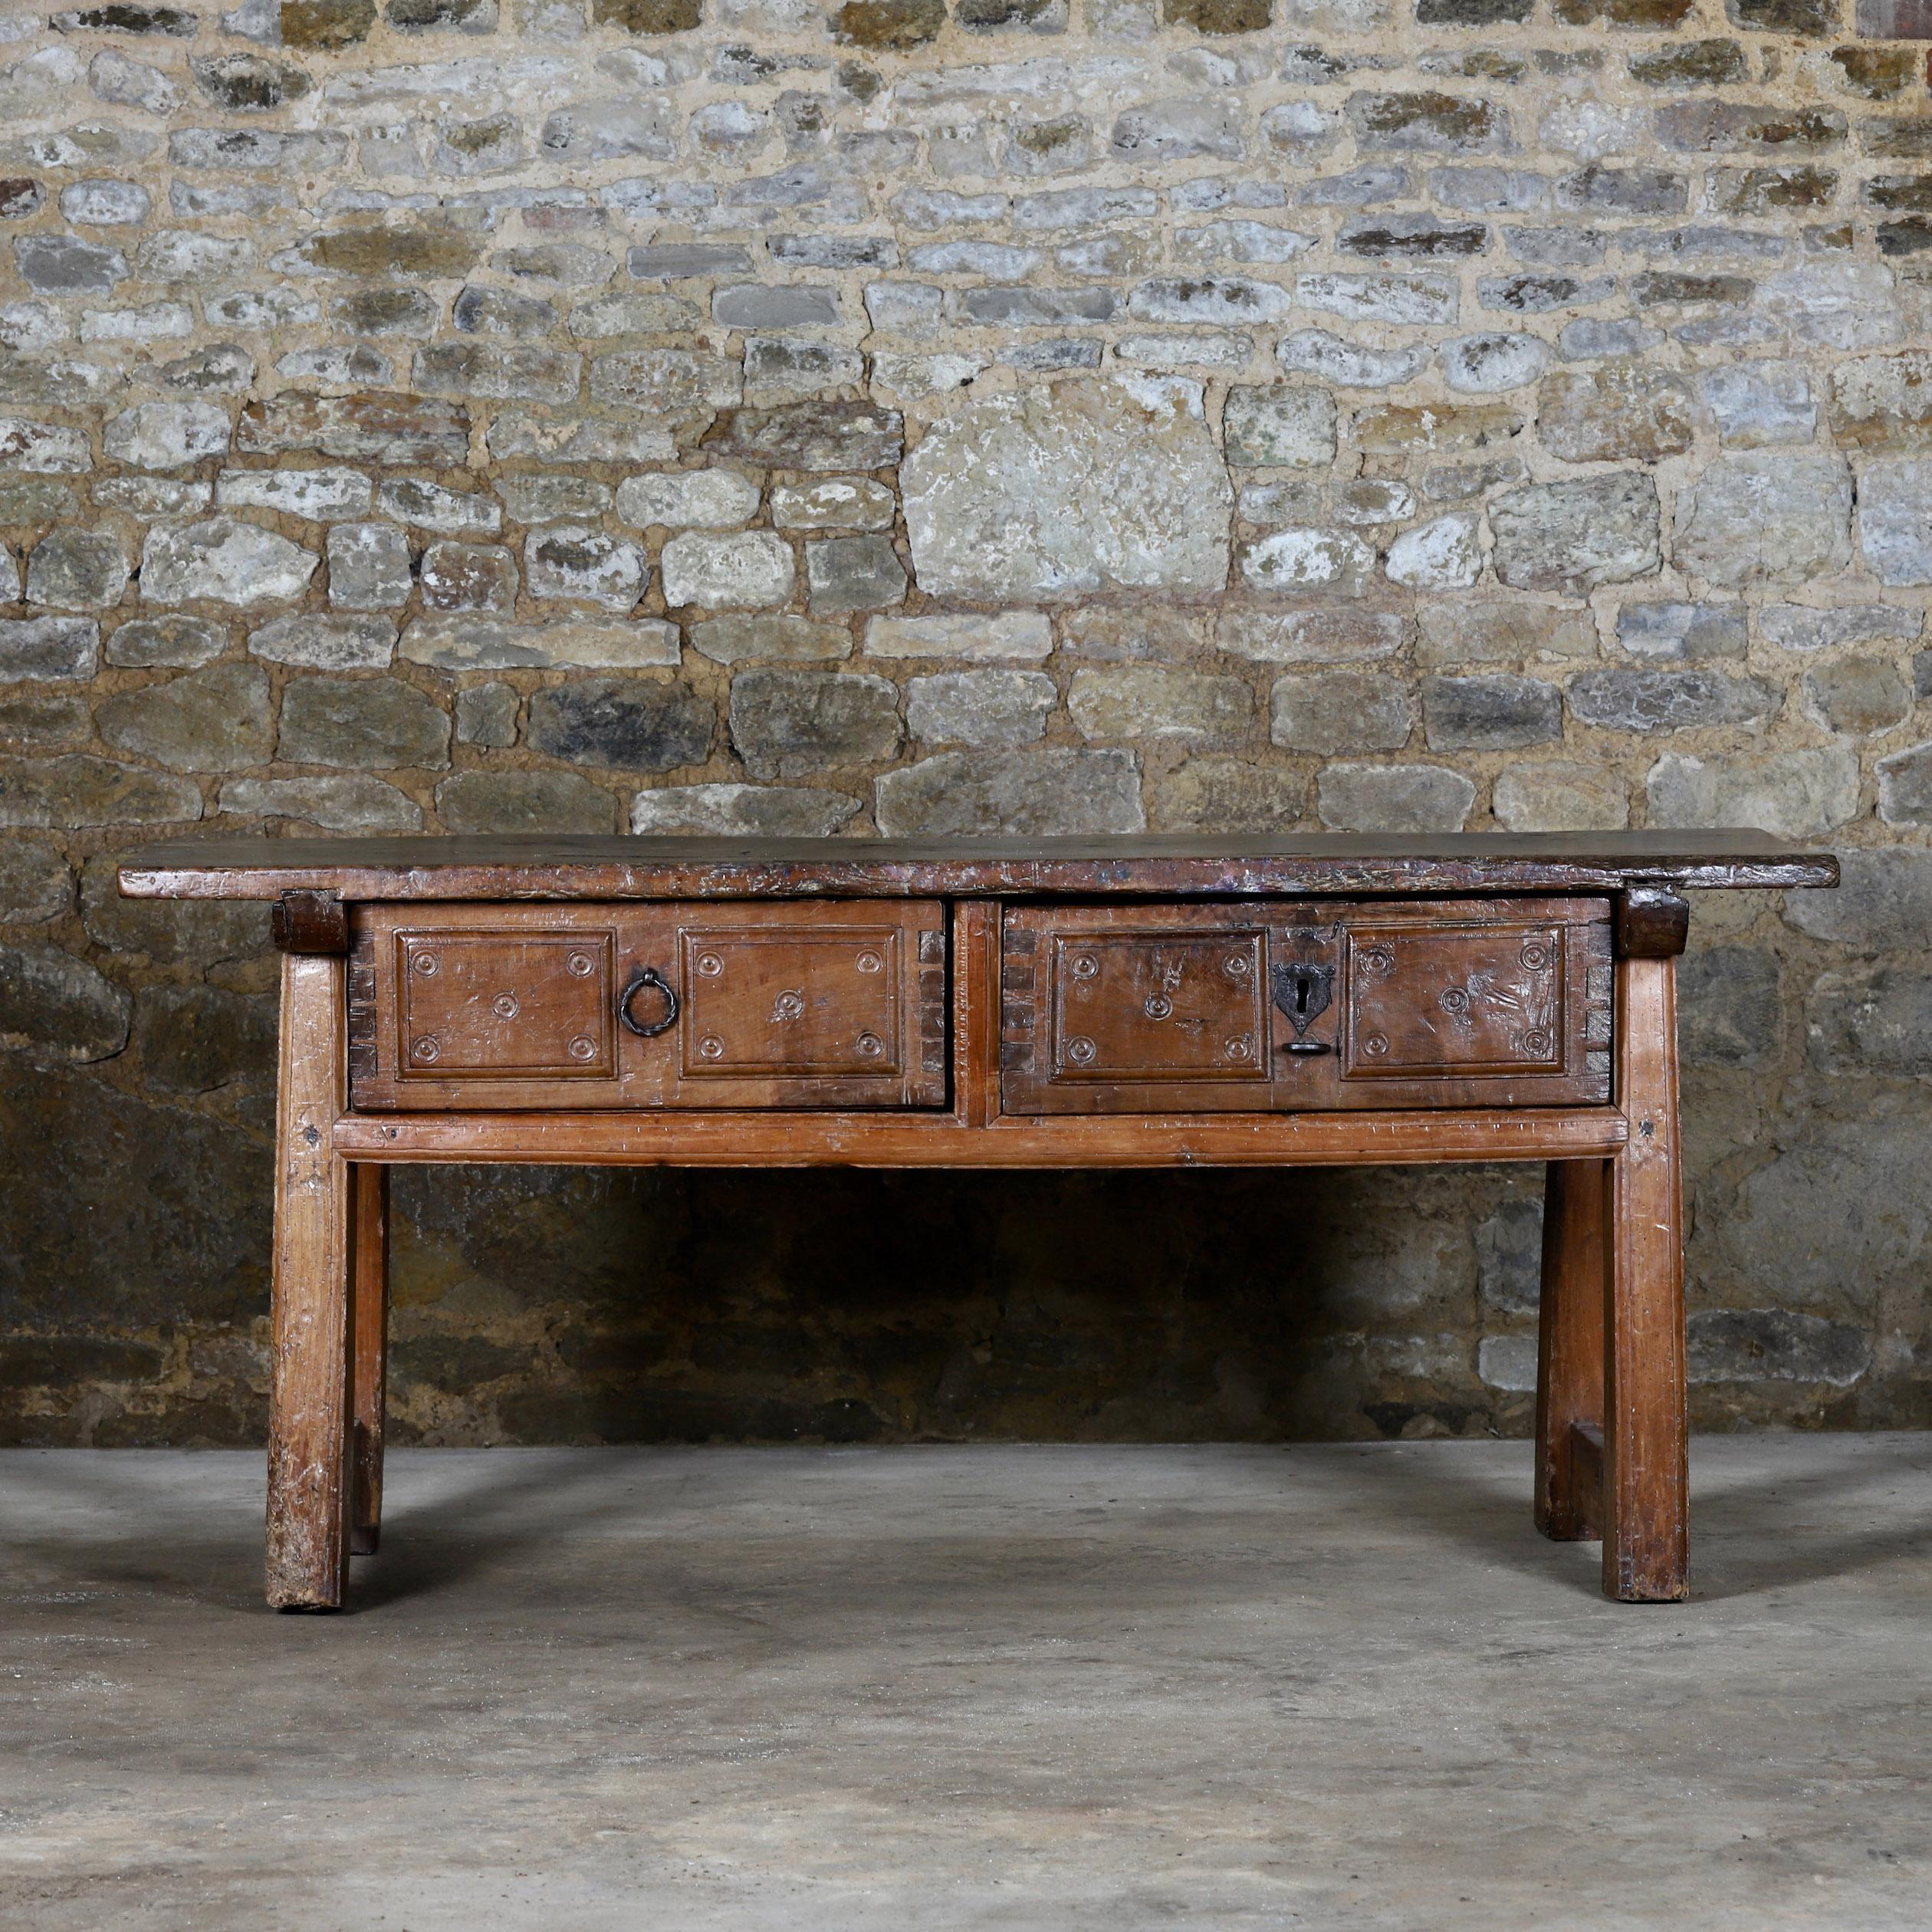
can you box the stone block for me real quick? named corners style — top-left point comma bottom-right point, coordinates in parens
top-left (1, 618), bottom-right (100, 683)
top-left (1422, 674), bottom-right (1562, 750)
top-left (1152, 757), bottom-right (1307, 830)
top-left (661, 531), bottom-right (794, 610)
top-left (1567, 666), bottom-right (1779, 731)
top-left (1271, 671), bottom-right (1413, 752)
top-left (1687, 1309), bottom-right (1868, 1388)
top-left (278, 675), bottom-right (450, 771)
top-left (327, 522), bottom-right (413, 611)
top-left (97, 662), bottom-right (272, 772)
top-left (806, 534), bottom-right (907, 614)
top-left (131, 983), bottom-right (275, 1094)
top-left (420, 542), bottom-right (518, 615)
top-left (248, 614), bottom-right (396, 671)
top-left (435, 768), bottom-right (619, 833)
top-left (873, 748), bottom-right (1145, 836)
top-left (1068, 666), bottom-right (1253, 743)
top-left (902, 382), bottom-right (1231, 600)
top-left (1417, 602), bottom-right (1595, 667)
top-left (1857, 458), bottom-right (1932, 585)
top-left (1681, 944), bottom-right (1781, 1066)
top-left (729, 669), bottom-right (902, 777)
top-left (865, 612), bottom-right (1056, 661)
top-left (1386, 514), bottom-right (1483, 590)
top-left (1647, 748), bottom-right (1860, 836)
top-left (1220, 608), bottom-right (1408, 663)
top-left (1491, 475), bottom-right (1662, 592)
top-left (1537, 366), bottom-right (1697, 462)
top-left (0, 755), bottom-right (201, 830)
top-left (616, 470), bottom-right (761, 530)
top-left (143, 518), bottom-right (317, 608)
top-left (1616, 602), bottom-right (1746, 661)
top-left (527, 678), bottom-right (714, 771)
top-left (1675, 452), bottom-right (1853, 588)
top-left (1802, 657), bottom-right (1911, 734)
top-left (1877, 739), bottom-right (1932, 823)
top-left (906, 670), bottom-right (1056, 747)
top-left (104, 399), bottom-right (229, 469)
top-left (1223, 385), bottom-right (1336, 467)
top-left (1316, 761), bottom-right (1477, 831)
top-left (526, 527), bottom-right (649, 613)
top-left (0, 833), bottom-right (71, 923)
top-left (401, 616), bottom-right (680, 672)
top-left (1806, 964), bottom-right (1932, 1075)
top-left (1784, 848), bottom-right (1932, 948)
top-left (1492, 759), bottom-right (1630, 830)
top-left (218, 774), bottom-right (422, 831)
top-left (629, 783), bottom-right (862, 836)
top-left (0, 943), bottom-right (130, 1064)
top-left (770, 477), bottom-right (898, 532)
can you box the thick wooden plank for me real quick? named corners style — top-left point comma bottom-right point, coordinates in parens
top-left (267, 953), bottom-right (355, 1612)
top-left (1535, 1158), bottom-right (1608, 1543)
top-left (350, 1163), bottom-right (388, 1559)
top-left (1602, 954), bottom-right (1690, 1603)
top-left (117, 830), bottom-right (1838, 904)
top-left (334, 1106), bottom-right (1628, 1168)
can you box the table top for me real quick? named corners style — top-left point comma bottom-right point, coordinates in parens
top-left (118, 831), bottom-right (1839, 902)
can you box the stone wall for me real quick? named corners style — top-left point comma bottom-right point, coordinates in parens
top-left (2, 0), bottom-right (1931, 1447)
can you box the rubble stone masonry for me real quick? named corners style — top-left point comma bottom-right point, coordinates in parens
top-left (2, 0), bottom-right (1930, 1444)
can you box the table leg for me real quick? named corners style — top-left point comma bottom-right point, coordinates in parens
top-left (266, 951), bottom-right (355, 1612)
top-left (1602, 949), bottom-right (1689, 1603)
top-left (350, 1163), bottom-right (389, 1558)
top-left (1534, 1158), bottom-right (1606, 1543)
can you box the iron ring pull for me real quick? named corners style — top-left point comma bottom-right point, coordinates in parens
top-left (618, 965), bottom-right (680, 1038)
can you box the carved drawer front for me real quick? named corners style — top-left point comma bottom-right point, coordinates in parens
top-left (350, 902), bottom-right (947, 1111)
top-left (1001, 899), bottom-right (1611, 1115)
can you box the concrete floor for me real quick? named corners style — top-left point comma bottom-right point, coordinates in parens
top-left (3, 1440), bottom-right (1930, 1930)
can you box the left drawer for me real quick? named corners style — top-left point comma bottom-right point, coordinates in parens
top-left (348, 902), bottom-right (948, 1112)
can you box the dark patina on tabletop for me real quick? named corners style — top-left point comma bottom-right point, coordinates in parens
top-left (119, 829), bottom-right (1838, 904)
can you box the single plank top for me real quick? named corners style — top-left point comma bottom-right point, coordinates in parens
top-left (119, 831), bottom-right (1838, 903)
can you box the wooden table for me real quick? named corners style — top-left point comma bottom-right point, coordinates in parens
top-left (119, 832), bottom-right (1836, 1610)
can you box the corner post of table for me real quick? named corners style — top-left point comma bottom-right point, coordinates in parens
top-left (268, 894), bottom-right (356, 1611)
top-left (1602, 885), bottom-right (1691, 1604)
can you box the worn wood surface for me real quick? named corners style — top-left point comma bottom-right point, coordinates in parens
top-left (350, 1163), bottom-right (388, 1559)
top-left (1002, 898), bottom-right (1612, 1115)
top-left (266, 953), bottom-right (355, 1612)
top-left (350, 902), bottom-right (946, 1111)
top-left (1602, 953), bottom-right (1691, 1603)
top-left (1535, 1158), bottom-right (1608, 1543)
top-left (332, 1106), bottom-right (1630, 1168)
top-left (118, 831), bottom-right (1838, 905)
top-left (1614, 886), bottom-right (1693, 961)
top-left (270, 889), bottom-right (350, 956)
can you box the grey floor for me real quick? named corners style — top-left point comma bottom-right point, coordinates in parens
top-left (3, 1439), bottom-right (1930, 1930)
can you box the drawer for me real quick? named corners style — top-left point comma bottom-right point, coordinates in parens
top-left (349, 902), bottom-right (948, 1111)
top-left (1001, 898), bottom-right (1612, 1114)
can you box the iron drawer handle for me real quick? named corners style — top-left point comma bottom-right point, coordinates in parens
top-left (618, 965), bottom-right (679, 1038)
top-left (1281, 1040), bottom-right (1331, 1056)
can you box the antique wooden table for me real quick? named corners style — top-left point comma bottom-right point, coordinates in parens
top-left (119, 832), bottom-right (1836, 1611)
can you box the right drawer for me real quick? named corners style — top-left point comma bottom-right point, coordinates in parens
top-left (1000, 898), bottom-right (1612, 1115)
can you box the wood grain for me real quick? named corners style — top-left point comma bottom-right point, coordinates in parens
top-left (350, 901), bottom-right (946, 1112)
top-left (266, 952), bottom-right (355, 1612)
top-left (333, 1106), bottom-right (1630, 1168)
top-left (1001, 898), bottom-right (1610, 1114)
top-left (350, 1163), bottom-right (388, 1559)
top-left (1534, 1158), bottom-right (1608, 1543)
top-left (117, 830), bottom-right (1839, 905)
top-left (1602, 953), bottom-right (1690, 1603)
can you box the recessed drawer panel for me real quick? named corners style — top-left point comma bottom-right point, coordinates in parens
top-left (1001, 898), bottom-right (1611, 1115)
top-left (350, 902), bottom-right (947, 1111)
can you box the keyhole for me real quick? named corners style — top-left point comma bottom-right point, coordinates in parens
top-left (1294, 973), bottom-right (1312, 1018)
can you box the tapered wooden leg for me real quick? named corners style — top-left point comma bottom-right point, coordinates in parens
top-left (267, 951), bottom-right (354, 1612)
top-left (350, 1163), bottom-right (389, 1558)
top-left (1602, 948), bottom-right (1689, 1603)
top-left (1534, 1158), bottom-right (1607, 1542)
